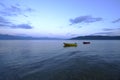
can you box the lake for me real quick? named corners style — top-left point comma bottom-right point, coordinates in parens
top-left (0, 40), bottom-right (120, 80)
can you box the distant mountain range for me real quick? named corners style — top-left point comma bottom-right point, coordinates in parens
top-left (0, 34), bottom-right (59, 40)
top-left (71, 36), bottom-right (120, 40)
top-left (1, 34), bottom-right (120, 40)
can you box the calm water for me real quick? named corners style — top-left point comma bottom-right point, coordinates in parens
top-left (0, 40), bottom-right (120, 80)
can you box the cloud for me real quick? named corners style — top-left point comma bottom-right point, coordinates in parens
top-left (93, 28), bottom-right (120, 36)
top-left (103, 28), bottom-right (120, 31)
top-left (0, 3), bottom-right (34, 16)
top-left (92, 32), bottom-right (113, 36)
top-left (70, 15), bottom-right (103, 25)
top-left (25, 8), bottom-right (34, 12)
top-left (103, 28), bottom-right (115, 31)
top-left (0, 16), bottom-right (33, 29)
top-left (112, 18), bottom-right (120, 23)
top-left (0, 2), bottom-right (5, 7)
top-left (0, 16), bottom-right (11, 26)
top-left (94, 31), bottom-right (120, 36)
top-left (12, 24), bottom-right (33, 29)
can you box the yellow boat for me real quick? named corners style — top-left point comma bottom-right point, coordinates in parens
top-left (63, 43), bottom-right (77, 47)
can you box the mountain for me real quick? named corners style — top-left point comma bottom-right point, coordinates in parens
top-left (0, 34), bottom-right (59, 40)
top-left (71, 36), bottom-right (120, 40)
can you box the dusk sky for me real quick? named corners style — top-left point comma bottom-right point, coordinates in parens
top-left (0, 0), bottom-right (120, 38)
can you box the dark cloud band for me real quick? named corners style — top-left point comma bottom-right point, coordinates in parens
top-left (0, 16), bottom-right (33, 29)
top-left (13, 24), bottom-right (33, 29)
top-left (112, 18), bottom-right (120, 23)
top-left (70, 15), bottom-right (103, 25)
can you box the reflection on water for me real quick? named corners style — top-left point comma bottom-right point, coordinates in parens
top-left (0, 40), bottom-right (120, 80)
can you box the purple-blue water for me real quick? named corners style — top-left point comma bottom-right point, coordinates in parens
top-left (0, 40), bottom-right (120, 80)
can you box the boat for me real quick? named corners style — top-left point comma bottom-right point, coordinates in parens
top-left (83, 42), bottom-right (90, 44)
top-left (63, 43), bottom-right (77, 47)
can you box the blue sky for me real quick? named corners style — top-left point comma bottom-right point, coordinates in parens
top-left (0, 0), bottom-right (120, 38)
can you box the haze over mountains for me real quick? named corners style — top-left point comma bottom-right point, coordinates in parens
top-left (0, 34), bottom-right (59, 40)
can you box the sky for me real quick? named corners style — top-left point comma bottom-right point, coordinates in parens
top-left (0, 0), bottom-right (120, 38)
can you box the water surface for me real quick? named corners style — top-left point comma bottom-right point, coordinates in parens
top-left (0, 40), bottom-right (120, 80)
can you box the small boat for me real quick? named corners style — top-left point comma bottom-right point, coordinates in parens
top-left (63, 43), bottom-right (77, 47)
top-left (83, 42), bottom-right (90, 44)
